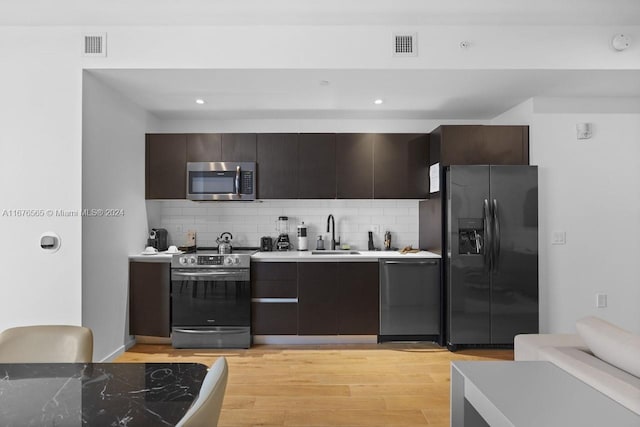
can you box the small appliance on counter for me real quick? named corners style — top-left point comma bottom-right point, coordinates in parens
top-left (297, 222), bottom-right (308, 251)
top-left (260, 236), bottom-right (273, 252)
top-left (275, 216), bottom-right (291, 251)
top-left (216, 232), bottom-right (233, 254)
top-left (148, 228), bottom-right (168, 252)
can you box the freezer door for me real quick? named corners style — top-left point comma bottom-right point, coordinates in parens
top-left (447, 165), bottom-right (491, 345)
top-left (489, 165), bottom-right (538, 344)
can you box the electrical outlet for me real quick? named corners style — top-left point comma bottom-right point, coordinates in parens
top-left (371, 224), bottom-right (380, 234)
top-left (551, 231), bottom-right (566, 245)
top-left (596, 293), bottom-right (607, 308)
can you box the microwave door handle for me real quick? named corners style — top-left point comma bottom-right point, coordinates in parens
top-left (235, 165), bottom-right (241, 197)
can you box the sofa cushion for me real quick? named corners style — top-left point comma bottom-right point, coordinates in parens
top-left (576, 316), bottom-right (640, 378)
top-left (514, 333), bottom-right (587, 361)
top-left (539, 346), bottom-right (640, 416)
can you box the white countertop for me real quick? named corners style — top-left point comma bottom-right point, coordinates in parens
top-left (251, 250), bottom-right (441, 262)
top-left (130, 249), bottom-right (441, 263)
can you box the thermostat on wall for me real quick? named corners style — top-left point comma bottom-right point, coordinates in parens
top-left (40, 232), bottom-right (61, 253)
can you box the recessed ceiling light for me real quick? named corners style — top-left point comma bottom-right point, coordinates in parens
top-left (374, 99), bottom-right (384, 105)
top-left (319, 80), bottom-right (330, 86)
top-left (195, 98), bottom-right (206, 105)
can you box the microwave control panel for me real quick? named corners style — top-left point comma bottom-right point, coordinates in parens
top-left (241, 171), bottom-right (254, 194)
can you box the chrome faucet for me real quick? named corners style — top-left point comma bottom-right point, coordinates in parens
top-left (327, 214), bottom-right (338, 250)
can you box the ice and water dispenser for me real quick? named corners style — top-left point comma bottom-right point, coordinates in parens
top-left (458, 218), bottom-right (484, 255)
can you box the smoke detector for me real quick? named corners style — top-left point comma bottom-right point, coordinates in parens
top-left (82, 33), bottom-right (107, 57)
top-left (393, 33), bottom-right (417, 57)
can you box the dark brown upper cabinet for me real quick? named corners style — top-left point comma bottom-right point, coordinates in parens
top-left (373, 133), bottom-right (429, 199)
top-left (256, 133), bottom-right (299, 199)
top-left (186, 133), bottom-right (222, 162)
top-left (221, 133), bottom-right (257, 161)
top-left (298, 133), bottom-right (336, 199)
top-left (336, 133), bottom-right (374, 199)
top-left (434, 125), bottom-right (529, 166)
top-left (146, 134), bottom-right (187, 199)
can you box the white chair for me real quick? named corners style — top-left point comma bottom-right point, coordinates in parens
top-left (0, 325), bottom-right (93, 363)
top-left (176, 356), bottom-right (229, 427)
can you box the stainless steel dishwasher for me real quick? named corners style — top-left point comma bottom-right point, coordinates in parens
top-left (379, 258), bottom-right (441, 343)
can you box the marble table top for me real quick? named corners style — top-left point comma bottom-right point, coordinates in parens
top-left (0, 362), bottom-right (208, 426)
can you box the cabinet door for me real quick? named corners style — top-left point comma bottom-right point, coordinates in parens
top-left (374, 133), bottom-right (429, 199)
top-left (222, 133), bottom-right (257, 161)
top-left (129, 262), bottom-right (170, 337)
top-left (256, 133), bottom-right (299, 199)
top-left (336, 134), bottom-right (374, 199)
top-left (483, 126), bottom-right (529, 165)
top-left (440, 126), bottom-right (528, 166)
top-left (337, 262), bottom-right (379, 335)
top-left (298, 263), bottom-right (339, 334)
top-left (439, 126), bottom-right (485, 165)
top-left (186, 133), bottom-right (222, 162)
top-left (252, 303), bottom-right (298, 335)
top-left (298, 133), bottom-right (336, 199)
top-left (146, 134), bottom-right (187, 199)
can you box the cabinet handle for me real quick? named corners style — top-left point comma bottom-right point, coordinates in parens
top-left (251, 298), bottom-right (298, 303)
top-left (235, 165), bottom-right (241, 197)
top-left (383, 261), bottom-right (438, 265)
top-left (173, 328), bottom-right (246, 335)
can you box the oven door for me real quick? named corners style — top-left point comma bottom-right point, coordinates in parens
top-left (170, 268), bottom-right (251, 348)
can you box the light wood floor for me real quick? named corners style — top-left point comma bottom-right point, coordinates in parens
top-left (116, 343), bottom-right (513, 426)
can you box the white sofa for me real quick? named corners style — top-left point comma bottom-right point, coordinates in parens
top-left (514, 316), bottom-right (640, 416)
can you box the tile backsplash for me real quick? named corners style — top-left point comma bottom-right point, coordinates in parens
top-left (147, 199), bottom-right (420, 251)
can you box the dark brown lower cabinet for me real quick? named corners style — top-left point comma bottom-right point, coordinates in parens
top-left (337, 263), bottom-right (379, 335)
top-left (129, 261), bottom-right (171, 337)
top-left (251, 262), bottom-right (298, 335)
top-left (298, 262), bottom-right (379, 335)
top-left (298, 263), bottom-right (339, 335)
top-left (251, 303), bottom-right (298, 335)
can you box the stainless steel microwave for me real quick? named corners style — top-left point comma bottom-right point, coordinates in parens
top-left (186, 162), bottom-right (256, 201)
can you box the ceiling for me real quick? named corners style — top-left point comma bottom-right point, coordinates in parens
top-left (13, 0), bottom-right (634, 120)
top-left (3, 0), bottom-right (640, 26)
top-left (90, 69), bottom-right (640, 120)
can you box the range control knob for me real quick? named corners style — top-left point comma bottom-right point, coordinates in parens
top-left (224, 257), bottom-right (234, 266)
top-left (179, 256), bottom-right (188, 265)
top-left (187, 257), bottom-right (196, 265)
top-left (234, 257), bottom-right (241, 265)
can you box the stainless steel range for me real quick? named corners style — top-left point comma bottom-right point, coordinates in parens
top-left (170, 251), bottom-right (252, 348)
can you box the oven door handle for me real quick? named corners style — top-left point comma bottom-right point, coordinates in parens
top-left (173, 328), bottom-right (247, 335)
top-left (172, 271), bottom-right (241, 277)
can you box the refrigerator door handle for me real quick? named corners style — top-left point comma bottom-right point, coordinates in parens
top-left (483, 199), bottom-right (493, 271)
top-left (492, 198), bottom-right (501, 272)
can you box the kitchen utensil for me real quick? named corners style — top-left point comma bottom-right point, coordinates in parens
top-left (260, 236), bottom-right (273, 252)
top-left (297, 222), bottom-right (308, 251)
top-left (216, 232), bottom-right (233, 254)
top-left (368, 231), bottom-right (375, 250)
top-left (275, 216), bottom-right (291, 251)
top-left (142, 246), bottom-right (158, 255)
top-left (400, 246), bottom-right (420, 254)
top-left (167, 245), bottom-right (180, 254)
top-left (316, 235), bottom-right (324, 250)
top-left (149, 228), bottom-right (168, 251)
top-left (384, 231), bottom-right (392, 250)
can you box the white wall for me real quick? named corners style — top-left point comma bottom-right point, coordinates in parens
top-left (82, 72), bottom-right (159, 360)
top-left (494, 98), bottom-right (640, 334)
top-left (0, 28), bottom-right (83, 329)
top-left (153, 199), bottom-right (419, 251)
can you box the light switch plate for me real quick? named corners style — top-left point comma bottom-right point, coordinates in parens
top-left (596, 293), bottom-right (607, 308)
top-left (551, 231), bottom-right (566, 245)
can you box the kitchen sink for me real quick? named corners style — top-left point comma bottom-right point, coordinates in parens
top-left (311, 250), bottom-right (361, 255)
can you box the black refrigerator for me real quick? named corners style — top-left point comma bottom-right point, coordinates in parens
top-left (445, 165), bottom-right (538, 349)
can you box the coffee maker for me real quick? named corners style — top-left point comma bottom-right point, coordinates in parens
top-left (275, 216), bottom-right (291, 251)
top-left (148, 228), bottom-right (168, 251)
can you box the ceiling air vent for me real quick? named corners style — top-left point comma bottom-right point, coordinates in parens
top-left (82, 33), bottom-right (107, 57)
top-left (393, 33), bottom-right (417, 57)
